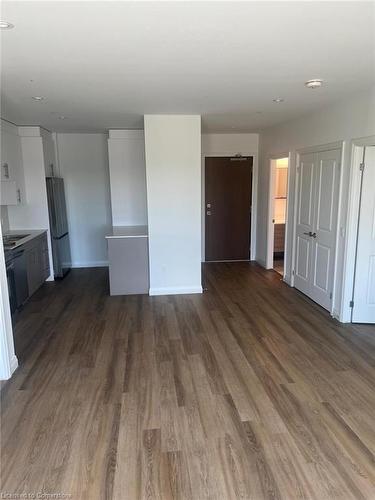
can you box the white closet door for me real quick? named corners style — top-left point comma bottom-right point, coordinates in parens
top-left (294, 148), bottom-right (341, 311)
top-left (353, 145), bottom-right (375, 323)
top-left (294, 152), bottom-right (316, 297)
top-left (309, 148), bottom-right (341, 310)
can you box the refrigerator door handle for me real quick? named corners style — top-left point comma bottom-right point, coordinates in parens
top-left (53, 232), bottom-right (69, 240)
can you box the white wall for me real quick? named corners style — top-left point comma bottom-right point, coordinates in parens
top-left (201, 133), bottom-right (259, 260)
top-left (144, 115), bottom-right (202, 295)
top-left (202, 133), bottom-right (259, 154)
top-left (42, 128), bottom-right (58, 177)
top-left (107, 130), bottom-right (147, 226)
top-left (258, 86), bottom-right (375, 320)
top-left (56, 133), bottom-right (112, 267)
top-left (8, 126), bottom-right (54, 279)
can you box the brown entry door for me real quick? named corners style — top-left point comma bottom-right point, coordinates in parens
top-left (205, 156), bottom-right (253, 261)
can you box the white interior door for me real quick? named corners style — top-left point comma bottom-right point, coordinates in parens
top-left (310, 149), bottom-right (341, 310)
top-left (294, 152), bottom-right (315, 297)
top-left (352, 145), bottom-right (375, 323)
top-left (294, 148), bottom-right (341, 311)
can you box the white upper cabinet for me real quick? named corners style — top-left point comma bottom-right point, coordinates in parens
top-left (1, 121), bottom-right (25, 205)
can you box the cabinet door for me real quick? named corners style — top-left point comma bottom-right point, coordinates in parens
top-left (0, 180), bottom-right (17, 205)
top-left (26, 245), bottom-right (43, 296)
top-left (309, 148), bottom-right (341, 311)
top-left (1, 127), bottom-right (25, 203)
top-left (294, 152), bottom-right (316, 298)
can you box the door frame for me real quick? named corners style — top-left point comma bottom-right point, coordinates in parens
top-left (292, 141), bottom-right (344, 315)
top-left (266, 153), bottom-right (291, 274)
top-left (202, 151), bottom-right (258, 262)
top-left (341, 135), bottom-right (375, 322)
top-left (0, 225), bottom-right (18, 380)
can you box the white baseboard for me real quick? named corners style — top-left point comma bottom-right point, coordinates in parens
top-left (256, 258), bottom-right (267, 268)
top-left (71, 261), bottom-right (109, 268)
top-left (149, 285), bottom-right (203, 296)
top-left (284, 274), bottom-right (292, 286)
top-left (10, 354), bottom-right (18, 376)
top-left (331, 309), bottom-right (346, 322)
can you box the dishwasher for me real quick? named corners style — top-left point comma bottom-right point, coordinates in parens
top-left (13, 248), bottom-right (29, 308)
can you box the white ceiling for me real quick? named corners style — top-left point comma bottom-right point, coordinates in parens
top-left (1, 1), bottom-right (374, 133)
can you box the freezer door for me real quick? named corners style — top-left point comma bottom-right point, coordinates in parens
top-left (52, 232), bottom-right (71, 278)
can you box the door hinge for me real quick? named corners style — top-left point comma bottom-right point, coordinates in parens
top-left (349, 300), bottom-right (354, 308)
top-left (292, 269), bottom-right (295, 276)
top-left (329, 292), bottom-right (333, 300)
top-left (359, 162), bottom-right (365, 172)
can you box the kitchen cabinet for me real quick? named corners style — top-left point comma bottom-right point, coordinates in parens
top-left (0, 122), bottom-right (25, 205)
top-left (24, 233), bottom-right (50, 296)
top-left (106, 226), bottom-right (149, 295)
top-left (0, 181), bottom-right (18, 205)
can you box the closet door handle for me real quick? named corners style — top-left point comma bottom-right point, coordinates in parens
top-left (303, 231), bottom-right (317, 238)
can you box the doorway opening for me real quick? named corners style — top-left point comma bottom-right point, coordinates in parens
top-left (205, 156), bottom-right (253, 262)
top-left (267, 157), bottom-right (289, 276)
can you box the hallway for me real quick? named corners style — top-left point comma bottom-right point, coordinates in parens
top-left (1, 263), bottom-right (375, 499)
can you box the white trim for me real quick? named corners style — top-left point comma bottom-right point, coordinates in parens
top-left (9, 354), bottom-right (18, 374)
top-left (341, 135), bottom-right (375, 322)
top-left (71, 261), bottom-right (109, 268)
top-left (290, 151), bottom-right (298, 287)
top-left (108, 129), bottom-right (144, 140)
top-left (296, 141), bottom-right (343, 155)
top-left (1, 119), bottom-right (19, 136)
top-left (0, 225), bottom-right (18, 381)
top-left (149, 285), bottom-right (203, 296)
top-left (266, 159), bottom-right (277, 269)
top-left (18, 126), bottom-right (42, 137)
top-left (266, 153), bottom-right (290, 274)
top-left (201, 151), bottom-right (258, 261)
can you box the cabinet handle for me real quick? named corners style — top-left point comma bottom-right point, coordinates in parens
top-left (2, 163), bottom-right (9, 179)
top-left (17, 189), bottom-right (21, 203)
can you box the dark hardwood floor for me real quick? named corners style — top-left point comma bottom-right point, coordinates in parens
top-left (1, 263), bottom-right (375, 499)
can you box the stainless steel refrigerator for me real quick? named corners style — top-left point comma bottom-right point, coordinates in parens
top-left (46, 177), bottom-right (71, 278)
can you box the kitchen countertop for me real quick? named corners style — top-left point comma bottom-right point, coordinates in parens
top-left (3, 229), bottom-right (47, 249)
top-left (105, 225), bottom-right (148, 239)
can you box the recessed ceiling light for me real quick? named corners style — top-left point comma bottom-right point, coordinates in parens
top-left (32, 96), bottom-right (45, 101)
top-left (273, 98), bottom-right (284, 103)
top-left (305, 79), bottom-right (323, 89)
top-left (0, 21), bottom-right (14, 29)
top-left (58, 116), bottom-right (67, 120)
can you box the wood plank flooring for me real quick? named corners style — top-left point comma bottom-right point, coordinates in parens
top-left (1, 263), bottom-right (375, 499)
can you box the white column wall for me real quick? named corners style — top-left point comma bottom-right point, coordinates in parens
top-left (144, 115), bottom-right (202, 295)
